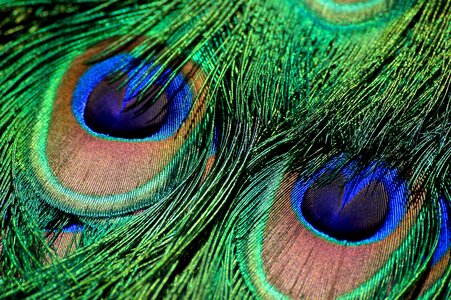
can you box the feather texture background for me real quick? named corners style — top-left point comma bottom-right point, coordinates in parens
top-left (0, 0), bottom-right (450, 299)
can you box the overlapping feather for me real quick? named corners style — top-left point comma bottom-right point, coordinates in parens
top-left (0, 0), bottom-right (450, 299)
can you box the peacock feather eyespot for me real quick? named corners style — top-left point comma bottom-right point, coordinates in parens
top-left (236, 157), bottom-right (438, 299)
top-left (292, 161), bottom-right (407, 243)
top-left (18, 38), bottom-right (214, 217)
top-left (298, 0), bottom-right (414, 26)
top-left (73, 54), bottom-right (192, 140)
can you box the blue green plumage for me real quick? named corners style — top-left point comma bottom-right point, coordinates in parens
top-left (0, 0), bottom-right (450, 299)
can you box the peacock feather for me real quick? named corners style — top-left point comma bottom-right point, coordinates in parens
top-left (0, 0), bottom-right (450, 299)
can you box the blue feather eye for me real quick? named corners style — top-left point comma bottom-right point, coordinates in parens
top-left (17, 39), bottom-right (215, 217)
top-left (292, 162), bottom-right (407, 243)
top-left (73, 54), bottom-right (192, 140)
top-left (236, 157), bottom-right (439, 299)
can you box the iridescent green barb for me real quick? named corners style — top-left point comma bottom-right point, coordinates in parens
top-left (0, 0), bottom-right (450, 299)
